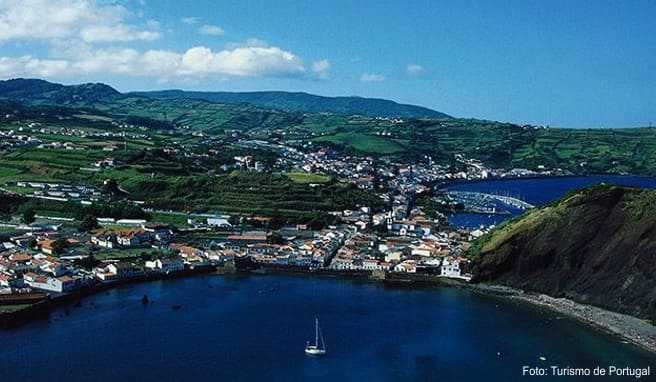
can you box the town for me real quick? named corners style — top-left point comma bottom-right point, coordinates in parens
top-left (0, 113), bottom-right (562, 314)
top-left (0, 194), bottom-right (480, 297)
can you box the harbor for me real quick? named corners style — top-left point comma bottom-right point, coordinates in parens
top-left (1, 274), bottom-right (653, 382)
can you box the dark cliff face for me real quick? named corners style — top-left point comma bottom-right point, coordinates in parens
top-left (471, 186), bottom-right (656, 319)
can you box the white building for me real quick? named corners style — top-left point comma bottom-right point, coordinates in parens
top-left (207, 217), bottom-right (232, 229)
top-left (145, 258), bottom-right (185, 274)
top-left (393, 260), bottom-right (417, 273)
top-left (91, 235), bottom-right (115, 249)
top-left (24, 274), bottom-right (78, 293)
top-left (440, 258), bottom-right (461, 278)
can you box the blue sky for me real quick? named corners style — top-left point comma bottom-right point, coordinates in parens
top-left (0, 0), bottom-right (654, 127)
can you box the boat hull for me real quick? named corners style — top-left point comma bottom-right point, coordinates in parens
top-left (305, 346), bottom-right (326, 356)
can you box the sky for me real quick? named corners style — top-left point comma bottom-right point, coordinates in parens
top-left (0, 0), bottom-right (654, 128)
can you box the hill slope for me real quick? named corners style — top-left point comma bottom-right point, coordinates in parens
top-left (471, 185), bottom-right (656, 319)
top-left (0, 78), bottom-right (450, 119)
top-left (0, 78), bottom-right (121, 105)
top-left (130, 90), bottom-right (451, 119)
top-left (2, 78), bottom-right (656, 176)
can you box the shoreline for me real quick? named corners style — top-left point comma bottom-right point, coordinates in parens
top-left (2, 266), bottom-right (655, 356)
top-left (467, 283), bottom-right (656, 355)
top-left (0, 265), bottom-right (217, 328)
top-left (223, 268), bottom-right (656, 355)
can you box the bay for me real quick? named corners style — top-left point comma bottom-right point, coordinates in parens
top-left (0, 274), bottom-right (654, 381)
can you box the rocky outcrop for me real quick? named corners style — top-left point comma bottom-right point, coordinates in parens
top-left (471, 185), bottom-right (656, 319)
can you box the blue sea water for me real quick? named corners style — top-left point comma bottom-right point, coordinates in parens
top-left (443, 175), bottom-right (656, 228)
top-left (2, 175), bottom-right (656, 381)
top-left (0, 275), bottom-right (654, 381)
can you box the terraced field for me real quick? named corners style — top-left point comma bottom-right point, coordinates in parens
top-left (313, 132), bottom-right (405, 154)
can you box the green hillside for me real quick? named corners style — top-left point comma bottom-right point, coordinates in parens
top-left (470, 185), bottom-right (656, 319)
top-left (2, 78), bottom-right (656, 175)
top-left (130, 89), bottom-right (452, 119)
top-left (0, 78), bottom-right (450, 120)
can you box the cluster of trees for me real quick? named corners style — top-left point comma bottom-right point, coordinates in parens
top-left (124, 116), bottom-right (176, 130)
top-left (50, 238), bottom-right (70, 255)
top-left (15, 199), bottom-right (150, 222)
top-left (78, 202), bottom-right (150, 220)
top-left (0, 193), bottom-right (26, 215)
top-left (79, 214), bottom-right (99, 232)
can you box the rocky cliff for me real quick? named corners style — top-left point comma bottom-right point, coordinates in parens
top-left (471, 185), bottom-right (656, 319)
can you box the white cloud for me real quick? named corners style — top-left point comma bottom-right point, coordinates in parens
top-left (0, 0), bottom-right (160, 43)
top-left (188, 45), bottom-right (305, 76)
top-left (71, 48), bottom-right (142, 74)
top-left (198, 24), bottom-right (225, 36)
top-left (360, 73), bottom-right (385, 82)
top-left (406, 63), bottom-right (424, 76)
top-left (181, 16), bottom-right (199, 25)
top-left (80, 25), bottom-right (160, 43)
top-left (0, 56), bottom-right (69, 77)
top-left (312, 59), bottom-right (330, 79)
top-left (0, 1), bottom-right (324, 83)
top-left (0, 43), bottom-right (307, 79)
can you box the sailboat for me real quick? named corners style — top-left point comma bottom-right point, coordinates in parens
top-left (305, 317), bottom-right (326, 356)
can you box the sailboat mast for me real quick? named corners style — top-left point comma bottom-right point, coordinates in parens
top-left (315, 317), bottom-right (319, 346)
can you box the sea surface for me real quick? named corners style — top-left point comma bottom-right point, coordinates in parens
top-left (443, 175), bottom-right (656, 228)
top-left (2, 175), bottom-right (656, 381)
top-left (0, 274), bottom-right (654, 381)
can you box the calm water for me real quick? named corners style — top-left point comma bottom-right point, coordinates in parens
top-left (3, 175), bottom-right (656, 381)
top-left (444, 175), bottom-right (656, 228)
top-left (0, 275), bottom-right (654, 381)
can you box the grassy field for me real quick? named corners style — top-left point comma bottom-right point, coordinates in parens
top-left (313, 132), bottom-right (405, 154)
top-left (284, 171), bottom-right (331, 184)
top-left (94, 248), bottom-right (164, 261)
top-left (0, 147), bottom-right (106, 184)
top-left (149, 212), bottom-right (190, 226)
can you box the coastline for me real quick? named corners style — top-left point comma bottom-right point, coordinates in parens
top-left (468, 283), bottom-right (656, 355)
top-left (0, 265), bottom-right (217, 328)
top-left (3, 265), bottom-right (655, 357)
top-left (241, 269), bottom-right (656, 355)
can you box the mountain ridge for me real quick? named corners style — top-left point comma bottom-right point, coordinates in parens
top-left (0, 78), bottom-right (450, 119)
top-left (130, 89), bottom-right (451, 119)
top-left (0, 78), bottom-right (121, 104)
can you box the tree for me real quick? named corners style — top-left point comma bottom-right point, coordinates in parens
top-left (308, 218), bottom-right (325, 231)
top-left (228, 215), bottom-right (241, 226)
top-left (268, 232), bottom-right (284, 245)
top-left (270, 213), bottom-right (285, 230)
top-left (140, 252), bottom-right (154, 261)
top-left (22, 209), bottom-right (35, 224)
top-left (51, 238), bottom-right (68, 255)
top-left (74, 254), bottom-right (100, 270)
top-left (102, 179), bottom-right (121, 197)
top-left (79, 214), bottom-right (99, 232)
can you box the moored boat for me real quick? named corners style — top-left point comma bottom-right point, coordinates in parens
top-left (305, 317), bottom-right (326, 356)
